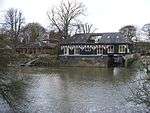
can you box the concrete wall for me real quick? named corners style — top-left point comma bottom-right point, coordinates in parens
top-left (59, 55), bottom-right (109, 67)
top-left (59, 54), bottom-right (130, 67)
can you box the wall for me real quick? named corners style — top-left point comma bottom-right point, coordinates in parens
top-left (59, 55), bottom-right (109, 67)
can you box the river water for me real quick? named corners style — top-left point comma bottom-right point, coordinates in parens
top-left (0, 67), bottom-right (148, 113)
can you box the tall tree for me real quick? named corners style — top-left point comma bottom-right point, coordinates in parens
top-left (47, 0), bottom-right (85, 39)
top-left (119, 25), bottom-right (137, 41)
top-left (75, 23), bottom-right (97, 34)
top-left (21, 23), bottom-right (46, 44)
top-left (3, 8), bottom-right (24, 47)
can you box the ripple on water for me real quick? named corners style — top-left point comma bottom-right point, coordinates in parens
top-left (0, 67), bottom-right (148, 113)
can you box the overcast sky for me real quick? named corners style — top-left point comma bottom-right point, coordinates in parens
top-left (0, 0), bottom-right (150, 32)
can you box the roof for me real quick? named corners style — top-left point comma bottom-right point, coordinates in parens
top-left (62, 32), bottom-right (132, 45)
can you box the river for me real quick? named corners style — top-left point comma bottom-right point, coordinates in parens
top-left (0, 67), bottom-right (148, 113)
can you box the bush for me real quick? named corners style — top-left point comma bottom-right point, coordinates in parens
top-left (126, 57), bottom-right (145, 71)
top-left (32, 56), bottom-right (59, 67)
top-left (126, 58), bottom-right (136, 67)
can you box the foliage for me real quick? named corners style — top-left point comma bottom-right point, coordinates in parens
top-left (0, 71), bottom-right (25, 112)
top-left (133, 42), bottom-right (150, 55)
top-left (126, 77), bottom-right (150, 110)
top-left (125, 55), bottom-right (150, 110)
top-left (0, 34), bottom-right (25, 112)
top-left (119, 25), bottom-right (137, 41)
top-left (0, 35), bottom-right (13, 70)
top-left (142, 24), bottom-right (150, 40)
top-left (14, 54), bottom-right (32, 65)
top-left (21, 22), bottom-right (46, 43)
top-left (126, 56), bottom-right (145, 71)
top-left (31, 56), bottom-right (59, 67)
top-left (2, 8), bottom-right (25, 47)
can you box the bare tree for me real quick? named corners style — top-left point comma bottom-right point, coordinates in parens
top-left (75, 23), bottom-right (97, 34)
top-left (3, 8), bottom-right (24, 47)
top-left (47, 0), bottom-right (85, 39)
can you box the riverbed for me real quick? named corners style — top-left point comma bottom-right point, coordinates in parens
top-left (0, 67), bottom-right (148, 113)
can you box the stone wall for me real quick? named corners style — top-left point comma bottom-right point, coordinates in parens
top-left (59, 55), bottom-right (109, 67)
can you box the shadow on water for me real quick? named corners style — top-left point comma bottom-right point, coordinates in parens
top-left (0, 67), bottom-right (146, 113)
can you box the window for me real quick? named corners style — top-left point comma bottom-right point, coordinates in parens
top-left (107, 45), bottom-right (114, 53)
top-left (85, 48), bottom-right (91, 52)
top-left (119, 45), bottom-right (126, 53)
top-left (74, 48), bottom-right (80, 55)
top-left (97, 48), bottom-right (103, 55)
top-left (64, 47), bottom-right (68, 55)
top-left (93, 36), bottom-right (102, 43)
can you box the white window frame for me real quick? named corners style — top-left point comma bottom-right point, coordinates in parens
top-left (64, 47), bottom-right (69, 55)
top-left (74, 48), bottom-right (80, 55)
top-left (94, 36), bottom-right (102, 43)
top-left (107, 45), bottom-right (114, 53)
top-left (119, 45), bottom-right (126, 53)
top-left (97, 47), bottom-right (103, 55)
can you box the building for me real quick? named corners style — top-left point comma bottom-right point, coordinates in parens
top-left (16, 31), bottom-right (62, 55)
top-left (59, 32), bottom-right (132, 67)
top-left (16, 41), bottom-right (57, 55)
top-left (60, 32), bottom-right (132, 56)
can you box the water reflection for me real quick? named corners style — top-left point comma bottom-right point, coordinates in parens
top-left (0, 67), bottom-right (146, 113)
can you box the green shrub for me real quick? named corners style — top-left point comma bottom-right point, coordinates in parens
top-left (126, 58), bottom-right (144, 70)
top-left (126, 58), bottom-right (136, 67)
top-left (32, 56), bottom-right (59, 67)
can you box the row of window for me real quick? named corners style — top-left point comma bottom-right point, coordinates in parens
top-left (62, 45), bottom-right (128, 55)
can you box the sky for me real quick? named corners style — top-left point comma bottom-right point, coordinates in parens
top-left (0, 0), bottom-right (150, 32)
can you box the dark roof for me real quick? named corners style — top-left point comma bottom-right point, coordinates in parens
top-left (16, 42), bottom-right (56, 48)
top-left (62, 32), bottom-right (132, 44)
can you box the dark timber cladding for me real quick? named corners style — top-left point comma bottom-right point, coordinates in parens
top-left (60, 32), bottom-right (132, 56)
